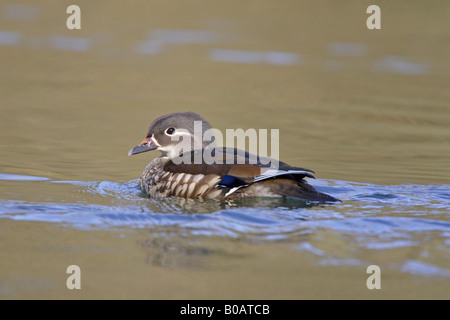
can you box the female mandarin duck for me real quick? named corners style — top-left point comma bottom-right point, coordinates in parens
top-left (129, 112), bottom-right (339, 202)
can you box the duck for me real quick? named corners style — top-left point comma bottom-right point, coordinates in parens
top-left (128, 112), bottom-right (339, 202)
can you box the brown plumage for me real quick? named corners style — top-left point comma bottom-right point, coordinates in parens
top-left (129, 112), bottom-right (339, 202)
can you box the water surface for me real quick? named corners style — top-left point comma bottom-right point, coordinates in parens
top-left (1, 0), bottom-right (449, 299)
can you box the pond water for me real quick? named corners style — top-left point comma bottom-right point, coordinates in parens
top-left (0, 1), bottom-right (449, 299)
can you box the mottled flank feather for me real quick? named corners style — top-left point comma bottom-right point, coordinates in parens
top-left (140, 148), bottom-right (339, 202)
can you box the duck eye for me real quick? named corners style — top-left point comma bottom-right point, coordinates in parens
top-left (165, 127), bottom-right (175, 135)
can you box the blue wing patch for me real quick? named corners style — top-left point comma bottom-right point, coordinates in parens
top-left (218, 175), bottom-right (247, 188)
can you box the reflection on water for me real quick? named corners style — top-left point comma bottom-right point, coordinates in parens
top-left (0, 2), bottom-right (434, 75)
top-left (372, 55), bottom-right (429, 75)
top-left (209, 49), bottom-right (301, 66)
top-left (0, 22), bottom-right (432, 75)
top-left (0, 173), bottom-right (49, 181)
top-left (49, 36), bottom-right (92, 52)
top-left (140, 235), bottom-right (215, 269)
top-left (0, 30), bottom-right (21, 46)
top-left (2, 4), bottom-right (39, 21)
top-left (1, 173), bottom-right (449, 281)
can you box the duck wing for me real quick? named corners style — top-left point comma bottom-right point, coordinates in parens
top-left (162, 147), bottom-right (316, 198)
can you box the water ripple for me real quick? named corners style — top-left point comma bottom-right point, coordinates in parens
top-left (1, 174), bottom-right (450, 277)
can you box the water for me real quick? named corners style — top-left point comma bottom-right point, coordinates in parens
top-left (1, 173), bottom-right (449, 298)
top-left (1, 1), bottom-right (449, 299)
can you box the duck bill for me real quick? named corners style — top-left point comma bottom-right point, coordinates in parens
top-left (128, 137), bottom-right (158, 156)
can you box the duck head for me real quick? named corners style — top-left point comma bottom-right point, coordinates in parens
top-left (128, 112), bottom-right (214, 159)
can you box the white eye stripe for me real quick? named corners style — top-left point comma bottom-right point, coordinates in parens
top-left (167, 132), bottom-right (192, 139)
top-left (164, 128), bottom-right (191, 137)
